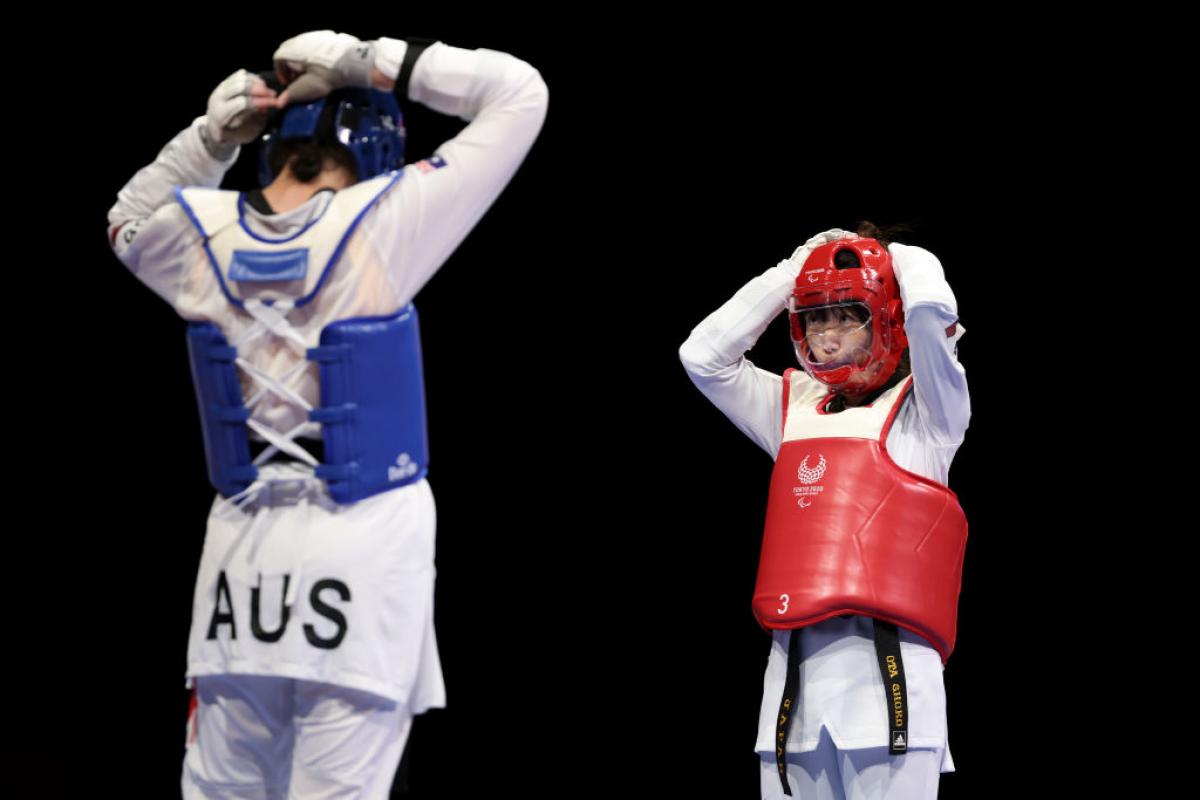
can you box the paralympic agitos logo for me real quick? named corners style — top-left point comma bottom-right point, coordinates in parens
top-left (792, 453), bottom-right (827, 509)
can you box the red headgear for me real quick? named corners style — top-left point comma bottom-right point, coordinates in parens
top-left (787, 236), bottom-right (908, 397)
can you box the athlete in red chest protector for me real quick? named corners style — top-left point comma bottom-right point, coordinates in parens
top-left (680, 225), bottom-right (970, 799)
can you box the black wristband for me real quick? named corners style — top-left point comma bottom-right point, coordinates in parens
top-left (395, 37), bottom-right (435, 100)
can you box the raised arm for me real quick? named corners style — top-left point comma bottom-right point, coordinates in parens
top-left (889, 242), bottom-right (970, 445)
top-left (272, 31), bottom-right (550, 305)
top-left (376, 38), bottom-right (548, 303)
top-left (106, 70), bottom-right (284, 306)
top-left (376, 37), bottom-right (548, 303)
top-left (679, 229), bottom-right (853, 457)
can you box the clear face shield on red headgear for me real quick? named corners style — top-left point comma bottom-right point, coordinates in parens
top-left (787, 236), bottom-right (908, 397)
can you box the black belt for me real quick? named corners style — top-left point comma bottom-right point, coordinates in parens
top-left (774, 618), bottom-right (909, 796)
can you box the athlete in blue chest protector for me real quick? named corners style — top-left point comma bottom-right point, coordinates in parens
top-left (107, 30), bottom-right (547, 798)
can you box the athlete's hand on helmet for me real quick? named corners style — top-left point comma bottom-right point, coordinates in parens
top-left (784, 229), bottom-right (856, 277)
top-left (201, 69), bottom-right (288, 160)
top-left (273, 30), bottom-right (376, 103)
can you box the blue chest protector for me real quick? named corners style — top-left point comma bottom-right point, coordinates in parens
top-left (178, 177), bottom-right (429, 505)
top-left (187, 306), bottom-right (429, 504)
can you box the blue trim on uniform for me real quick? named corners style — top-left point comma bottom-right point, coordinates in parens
top-left (236, 192), bottom-right (326, 244)
top-left (174, 186), bottom-right (248, 310)
top-left (178, 174), bottom-right (403, 311)
top-left (294, 170), bottom-right (404, 309)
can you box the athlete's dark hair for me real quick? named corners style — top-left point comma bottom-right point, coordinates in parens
top-left (265, 100), bottom-right (359, 184)
top-left (854, 220), bottom-right (914, 248)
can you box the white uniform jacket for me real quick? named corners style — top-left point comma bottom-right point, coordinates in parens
top-left (107, 41), bottom-right (548, 708)
top-left (678, 242), bottom-right (969, 772)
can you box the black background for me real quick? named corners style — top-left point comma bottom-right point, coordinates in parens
top-left (20, 12), bottom-right (1132, 798)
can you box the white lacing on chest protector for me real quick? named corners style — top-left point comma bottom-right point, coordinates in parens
top-left (216, 297), bottom-right (325, 512)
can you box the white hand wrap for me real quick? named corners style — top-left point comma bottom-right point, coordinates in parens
top-left (273, 30), bottom-right (375, 103)
top-left (782, 228), bottom-right (854, 279)
top-left (202, 69), bottom-right (270, 161)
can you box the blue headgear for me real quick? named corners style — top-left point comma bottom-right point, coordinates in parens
top-left (258, 87), bottom-right (405, 186)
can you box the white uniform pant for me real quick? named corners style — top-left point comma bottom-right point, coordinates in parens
top-left (760, 728), bottom-right (942, 800)
top-left (182, 674), bottom-right (412, 799)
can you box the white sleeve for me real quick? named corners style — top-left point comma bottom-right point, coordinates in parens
top-left (889, 243), bottom-right (971, 445)
top-left (361, 41), bottom-right (550, 305)
top-left (678, 262), bottom-right (799, 458)
top-left (105, 116), bottom-right (236, 307)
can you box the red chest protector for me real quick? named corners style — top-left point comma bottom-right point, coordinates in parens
top-left (752, 371), bottom-right (968, 663)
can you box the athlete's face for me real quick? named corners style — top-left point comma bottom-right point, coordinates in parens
top-left (802, 306), bottom-right (872, 365)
